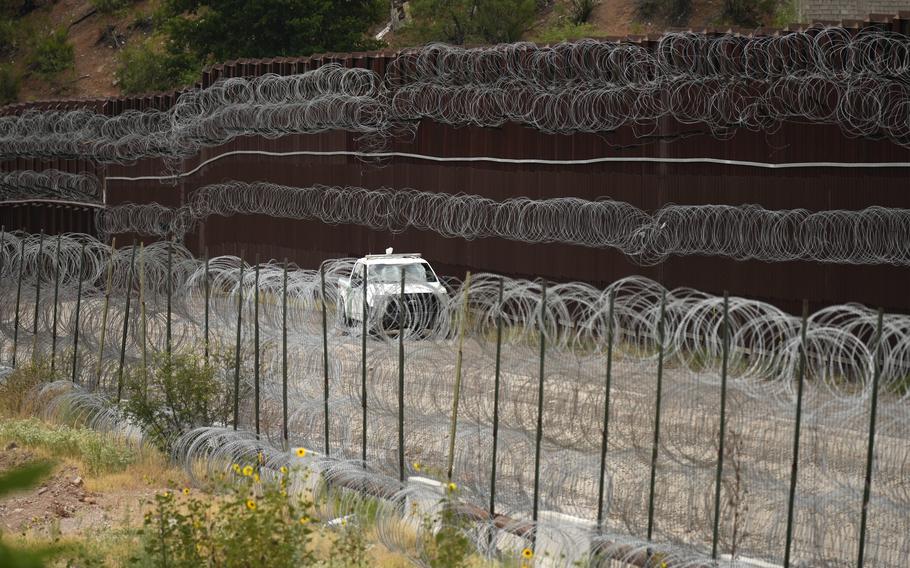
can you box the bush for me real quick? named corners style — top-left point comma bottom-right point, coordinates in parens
top-left (29, 28), bottom-right (74, 76)
top-left (406, 0), bottom-right (538, 44)
top-left (474, 0), bottom-right (537, 43)
top-left (0, 64), bottom-right (19, 106)
top-left (533, 21), bottom-right (597, 44)
top-left (569, 0), bottom-right (599, 24)
top-left (0, 361), bottom-right (57, 417)
top-left (636, 0), bottom-right (691, 26)
top-left (0, 418), bottom-right (134, 474)
top-left (134, 472), bottom-right (324, 567)
top-left (122, 352), bottom-right (232, 452)
top-left (116, 38), bottom-right (198, 94)
top-left (91, 0), bottom-right (134, 14)
top-left (723, 0), bottom-right (778, 27)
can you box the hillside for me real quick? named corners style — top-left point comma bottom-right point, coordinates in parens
top-left (2, 0), bottom-right (795, 104)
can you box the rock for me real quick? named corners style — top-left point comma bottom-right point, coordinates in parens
top-left (72, 476), bottom-right (83, 487)
top-left (37, 487), bottom-right (48, 495)
top-left (12, 508), bottom-right (23, 514)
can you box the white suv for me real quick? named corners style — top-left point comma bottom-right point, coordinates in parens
top-left (336, 249), bottom-right (448, 330)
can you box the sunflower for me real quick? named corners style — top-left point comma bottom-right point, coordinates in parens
top-left (521, 547), bottom-right (534, 559)
top-left (280, 466), bottom-right (288, 475)
top-left (242, 465), bottom-right (253, 477)
top-left (295, 447), bottom-right (307, 458)
top-left (447, 482), bottom-right (457, 492)
top-left (232, 463), bottom-right (241, 473)
top-left (182, 488), bottom-right (190, 495)
top-left (246, 499), bottom-right (257, 510)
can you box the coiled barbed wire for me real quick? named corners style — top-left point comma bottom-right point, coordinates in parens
top-left (1, 229), bottom-right (908, 566)
top-left (3, 29), bottom-right (910, 165)
top-left (0, 170), bottom-right (101, 203)
top-left (93, 182), bottom-right (910, 266)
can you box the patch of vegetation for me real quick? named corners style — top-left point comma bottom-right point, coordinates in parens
top-left (635, 0), bottom-right (691, 26)
top-left (0, 64), bottom-right (19, 105)
top-left (0, 418), bottom-right (134, 474)
top-left (723, 0), bottom-right (778, 27)
top-left (403, 0), bottom-right (537, 44)
top-left (0, 460), bottom-right (61, 568)
top-left (569, 0), bottom-right (600, 24)
top-left (91, 0), bottom-right (136, 15)
top-left (29, 28), bottom-right (74, 77)
top-left (121, 352), bottom-right (233, 453)
top-left (532, 20), bottom-right (598, 44)
top-left (116, 38), bottom-right (199, 94)
top-left (0, 361), bottom-right (57, 417)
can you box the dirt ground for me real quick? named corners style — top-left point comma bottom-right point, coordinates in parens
top-left (0, 442), bottom-right (159, 538)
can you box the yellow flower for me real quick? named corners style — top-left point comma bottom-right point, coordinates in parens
top-left (341, 519), bottom-right (347, 527)
top-left (246, 499), bottom-right (257, 510)
top-left (412, 462), bottom-right (421, 472)
top-left (242, 465), bottom-right (253, 477)
top-left (280, 466), bottom-right (288, 475)
top-left (521, 547), bottom-right (534, 559)
top-left (232, 464), bottom-right (241, 473)
top-left (182, 488), bottom-right (190, 495)
top-left (161, 491), bottom-right (170, 498)
top-left (295, 447), bottom-right (307, 458)
top-left (447, 482), bottom-right (457, 492)
top-left (299, 516), bottom-right (309, 525)
top-left (253, 473), bottom-right (260, 483)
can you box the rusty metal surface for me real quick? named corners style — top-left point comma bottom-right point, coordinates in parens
top-left (3, 17), bottom-right (910, 312)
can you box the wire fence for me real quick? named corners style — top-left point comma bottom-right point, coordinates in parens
top-left (0, 229), bottom-right (908, 567)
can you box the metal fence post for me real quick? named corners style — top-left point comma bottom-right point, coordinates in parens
top-left (50, 234), bottom-right (62, 373)
top-left (233, 253), bottom-right (244, 431)
top-left (711, 292), bottom-right (731, 558)
top-left (447, 272), bottom-right (472, 481)
top-left (12, 238), bottom-right (24, 367)
top-left (321, 264), bottom-right (330, 456)
top-left (95, 238), bottom-right (117, 390)
top-left (165, 237), bottom-right (172, 359)
top-left (532, 282), bottom-right (547, 526)
top-left (254, 258), bottom-right (261, 438)
top-left (282, 259), bottom-right (289, 447)
top-left (139, 243), bottom-right (148, 398)
top-left (116, 241), bottom-right (137, 401)
top-left (31, 231), bottom-right (44, 362)
top-left (784, 300), bottom-right (810, 567)
top-left (646, 289), bottom-right (668, 542)
top-left (204, 251), bottom-right (210, 364)
top-left (361, 268), bottom-right (368, 465)
top-left (398, 268), bottom-right (406, 483)
top-left (489, 277), bottom-right (504, 519)
top-left (597, 289), bottom-right (616, 527)
top-left (70, 242), bottom-right (86, 383)
top-left (0, 228), bottom-right (5, 363)
top-left (857, 308), bottom-right (885, 568)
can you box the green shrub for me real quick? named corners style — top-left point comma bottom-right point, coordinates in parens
top-left (723, 0), bottom-right (778, 27)
top-left (0, 418), bottom-right (134, 474)
top-left (0, 64), bottom-right (18, 105)
top-left (116, 38), bottom-right (198, 94)
top-left (134, 471), bottom-right (322, 567)
top-left (533, 21), bottom-right (597, 44)
top-left (569, 0), bottom-right (599, 24)
top-left (0, 361), bottom-right (57, 417)
top-left (91, 0), bottom-right (134, 14)
top-left (636, 0), bottom-right (691, 25)
top-left (122, 352), bottom-right (232, 453)
top-left (29, 28), bottom-right (74, 76)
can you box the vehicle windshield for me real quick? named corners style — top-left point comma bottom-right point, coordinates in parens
top-left (368, 262), bottom-right (437, 283)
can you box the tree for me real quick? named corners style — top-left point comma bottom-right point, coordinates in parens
top-left (407, 0), bottom-right (537, 45)
top-left (158, 0), bottom-right (385, 62)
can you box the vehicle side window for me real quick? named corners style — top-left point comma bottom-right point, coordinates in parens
top-left (351, 263), bottom-right (363, 286)
top-left (421, 262), bottom-right (438, 282)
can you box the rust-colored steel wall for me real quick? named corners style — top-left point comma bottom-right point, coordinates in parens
top-left (4, 16), bottom-right (910, 313)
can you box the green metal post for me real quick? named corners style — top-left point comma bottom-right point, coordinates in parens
top-left (784, 301), bottom-right (810, 567)
top-left (116, 241), bottom-right (137, 401)
top-left (321, 264), bottom-right (330, 456)
top-left (70, 242), bottom-right (86, 383)
top-left (254, 258), bottom-right (260, 438)
top-left (711, 292), bottom-right (731, 559)
top-left (361, 268), bottom-right (368, 464)
top-left (12, 238), bottom-right (24, 367)
top-left (857, 308), bottom-right (885, 568)
top-left (232, 253), bottom-right (244, 431)
top-left (398, 268), bottom-right (406, 483)
top-left (31, 231), bottom-right (44, 362)
top-left (282, 260), bottom-right (288, 446)
top-left (204, 251), bottom-right (210, 364)
top-left (597, 289), bottom-right (616, 527)
top-left (489, 278), bottom-right (504, 519)
top-left (50, 234), bottom-right (62, 373)
top-left (532, 282), bottom-right (547, 525)
top-left (646, 290), bottom-right (668, 542)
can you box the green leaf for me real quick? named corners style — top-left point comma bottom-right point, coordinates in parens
top-left (0, 460), bottom-right (54, 498)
